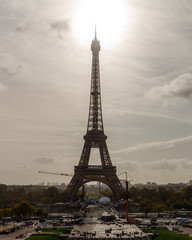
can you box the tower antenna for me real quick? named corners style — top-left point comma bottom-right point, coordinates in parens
top-left (95, 24), bottom-right (97, 39)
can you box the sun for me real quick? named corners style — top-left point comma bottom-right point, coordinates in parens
top-left (72, 0), bottom-right (127, 45)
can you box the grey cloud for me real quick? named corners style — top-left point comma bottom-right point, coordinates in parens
top-left (147, 73), bottom-right (192, 100)
top-left (180, 158), bottom-right (192, 169)
top-left (50, 20), bottom-right (69, 31)
top-left (14, 19), bottom-right (70, 41)
top-left (0, 82), bottom-right (6, 91)
top-left (147, 158), bottom-right (192, 171)
top-left (111, 136), bottom-right (192, 172)
top-left (50, 20), bottom-right (70, 39)
top-left (149, 159), bottom-right (178, 171)
top-left (113, 135), bottom-right (192, 154)
top-left (0, 53), bottom-right (23, 78)
top-left (33, 157), bottom-right (54, 164)
top-left (15, 22), bottom-right (31, 32)
top-left (118, 159), bottom-right (138, 172)
top-left (0, 65), bottom-right (23, 78)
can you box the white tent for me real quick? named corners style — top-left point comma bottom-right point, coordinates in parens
top-left (99, 197), bottom-right (111, 204)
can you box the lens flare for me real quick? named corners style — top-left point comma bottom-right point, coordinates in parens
top-left (72, 0), bottom-right (127, 45)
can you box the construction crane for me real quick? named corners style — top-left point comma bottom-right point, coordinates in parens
top-left (38, 171), bottom-right (115, 181)
top-left (38, 171), bottom-right (86, 201)
top-left (118, 171), bottom-right (134, 223)
top-left (38, 171), bottom-right (73, 176)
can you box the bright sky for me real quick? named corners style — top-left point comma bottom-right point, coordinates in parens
top-left (0, 0), bottom-right (192, 185)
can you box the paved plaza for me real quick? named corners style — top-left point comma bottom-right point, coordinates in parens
top-left (69, 223), bottom-right (149, 239)
top-left (69, 206), bottom-right (149, 240)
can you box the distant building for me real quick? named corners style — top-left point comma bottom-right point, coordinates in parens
top-left (7, 179), bottom-right (192, 192)
top-left (188, 180), bottom-right (192, 185)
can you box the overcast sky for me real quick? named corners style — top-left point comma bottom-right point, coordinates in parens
top-left (1, 0), bottom-right (192, 185)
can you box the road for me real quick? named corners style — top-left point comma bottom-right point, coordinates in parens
top-left (166, 225), bottom-right (192, 237)
top-left (180, 226), bottom-right (192, 237)
top-left (147, 218), bottom-right (192, 238)
top-left (0, 225), bottom-right (34, 240)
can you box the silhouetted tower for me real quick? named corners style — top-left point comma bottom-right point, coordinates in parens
top-left (65, 31), bottom-right (125, 199)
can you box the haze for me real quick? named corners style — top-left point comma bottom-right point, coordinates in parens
top-left (0, 0), bottom-right (192, 185)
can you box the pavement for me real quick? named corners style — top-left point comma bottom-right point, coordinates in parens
top-left (1, 209), bottom-right (192, 239)
top-left (166, 224), bottom-right (192, 237)
top-left (69, 205), bottom-right (149, 239)
top-left (0, 225), bottom-right (34, 240)
top-left (180, 226), bottom-right (192, 237)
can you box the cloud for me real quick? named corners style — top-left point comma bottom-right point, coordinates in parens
top-left (116, 157), bottom-right (192, 184)
top-left (0, 53), bottom-right (23, 78)
top-left (0, 53), bottom-right (24, 90)
top-left (149, 158), bottom-right (181, 171)
top-left (113, 135), bottom-right (192, 154)
top-left (33, 157), bottom-right (54, 164)
top-left (50, 20), bottom-right (69, 31)
top-left (0, 82), bottom-right (6, 91)
top-left (15, 22), bottom-right (31, 33)
top-left (14, 18), bottom-right (70, 42)
top-left (147, 73), bottom-right (192, 102)
top-left (50, 20), bottom-right (70, 39)
top-left (112, 135), bottom-right (192, 182)
top-left (145, 158), bottom-right (192, 172)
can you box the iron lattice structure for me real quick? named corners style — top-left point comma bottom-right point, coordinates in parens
top-left (65, 33), bottom-right (125, 200)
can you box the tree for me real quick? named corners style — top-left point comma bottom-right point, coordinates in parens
top-left (44, 187), bottom-right (60, 203)
top-left (0, 208), bottom-right (11, 219)
top-left (0, 184), bottom-right (7, 193)
top-left (140, 199), bottom-right (153, 218)
top-left (184, 186), bottom-right (192, 200)
top-left (0, 184), bottom-right (8, 205)
top-left (36, 208), bottom-right (48, 217)
top-left (12, 201), bottom-right (35, 219)
top-left (158, 187), bottom-right (169, 202)
top-left (154, 203), bottom-right (168, 214)
top-left (40, 197), bottom-right (52, 205)
top-left (100, 188), bottom-right (113, 198)
top-left (27, 190), bottom-right (44, 203)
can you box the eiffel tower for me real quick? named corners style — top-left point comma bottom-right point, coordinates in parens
top-left (65, 31), bottom-right (125, 200)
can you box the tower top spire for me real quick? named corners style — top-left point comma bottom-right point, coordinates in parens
top-left (95, 24), bottom-right (97, 40)
top-left (91, 26), bottom-right (100, 55)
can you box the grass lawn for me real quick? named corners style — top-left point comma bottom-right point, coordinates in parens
top-left (144, 228), bottom-right (192, 240)
top-left (26, 235), bottom-right (59, 240)
top-left (42, 228), bottom-right (71, 235)
top-left (26, 228), bottom-right (71, 240)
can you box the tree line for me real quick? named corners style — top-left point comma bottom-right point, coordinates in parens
top-left (0, 201), bottom-right (48, 220)
top-left (0, 183), bottom-right (192, 212)
top-left (0, 184), bottom-right (68, 207)
top-left (129, 186), bottom-right (192, 217)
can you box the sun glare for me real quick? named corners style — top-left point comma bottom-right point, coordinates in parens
top-left (72, 0), bottom-right (127, 45)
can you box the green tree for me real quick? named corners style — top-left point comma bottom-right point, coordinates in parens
top-left (0, 208), bottom-right (11, 219)
top-left (27, 190), bottom-right (44, 203)
top-left (0, 184), bottom-right (7, 193)
top-left (0, 184), bottom-right (8, 205)
top-left (154, 203), bottom-right (168, 213)
top-left (40, 197), bottom-right (52, 205)
top-left (12, 201), bottom-right (35, 219)
top-left (44, 187), bottom-right (60, 203)
top-left (158, 187), bottom-right (169, 202)
top-left (36, 208), bottom-right (48, 217)
top-left (184, 186), bottom-right (192, 200)
top-left (140, 199), bottom-right (153, 217)
top-left (100, 188), bottom-right (113, 198)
